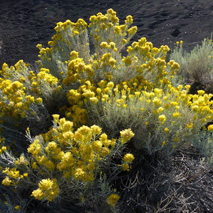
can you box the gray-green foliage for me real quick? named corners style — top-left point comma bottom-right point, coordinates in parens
top-left (193, 130), bottom-right (213, 167)
top-left (170, 34), bottom-right (213, 91)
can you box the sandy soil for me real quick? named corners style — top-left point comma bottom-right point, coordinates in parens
top-left (0, 0), bottom-right (212, 66)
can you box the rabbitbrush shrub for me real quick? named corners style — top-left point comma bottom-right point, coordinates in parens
top-left (170, 35), bottom-right (213, 91)
top-left (0, 8), bottom-right (213, 213)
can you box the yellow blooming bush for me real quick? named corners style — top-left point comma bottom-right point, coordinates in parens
top-left (0, 115), bottom-right (134, 211)
top-left (84, 82), bottom-right (213, 155)
top-left (0, 8), bottom-right (213, 212)
top-left (35, 8), bottom-right (179, 128)
top-left (0, 60), bottom-right (65, 154)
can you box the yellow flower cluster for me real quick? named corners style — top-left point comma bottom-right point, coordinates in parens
top-left (36, 8), bottom-right (177, 94)
top-left (31, 178), bottom-right (59, 202)
top-left (32, 68), bottom-right (60, 97)
top-left (0, 78), bottom-right (36, 119)
top-left (89, 9), bottom-right (137, 52)
top-left (1, 167), bottom-right (28, 186)
top-left (37, 18), bottom-right (90, 77)
top-left (2, 176), bottom-right (14, 186)
top-left (27, 115), bottom-right (134, 183)
top-left (125, 38), bottom-right (178, 89)
top-left (62, 54), bottom-right (94, 85)
top-left (0, 60), bottom-right (62, 122)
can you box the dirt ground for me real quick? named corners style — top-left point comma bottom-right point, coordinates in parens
top-left (0, 0), bottom-right (212, 66)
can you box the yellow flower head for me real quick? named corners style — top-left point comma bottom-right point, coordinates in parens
top-left (101, 147), bottom-right (110, 157)
top-left (100, 133), bottom-right (108, 141)
top-left (89, 97), bottom-right (98, 104)
top-left (73, 168), bottom-right (85, 180)
top-left (185, 85), bottom-right (191, 91)
top-left (92, 140), bottom-right (102, 153)
top-left (164, 127), bottom-right (169, 133)
top-left (162, 141), bottom-right (166, 147)
top-left (123, 153), bottom-right (134, 163)
top-left (125, 15), bottom-right (133, 24)
top-left (35, 98), bottom-right (43, 104)
top-left (120, 129), bottom-right (135, 144)
top-left (197, 90), bottom-right (205, 96)
top-left (91, 125), bottom-right (102, 135)
top-left (62, 131), bottom-right (74, 140)
top-left (122, 163), bottom-right (130, 171)
top-left (128, 26), bottom-right (137, 35)
top-left (122, 55), bottom-right (132, 66)
top-left (158, 107), bottom-right (164, 113)
top-left (153, 97), bottom-right (161, 106)
top-left (15, 205), bottom-right (20, 210)
top-left (2, 176), bottom-right (14, 186)
top-left (106, 194), bottom-right (120, 206)
top-left (52, 114), bottom-right (60, 123)
top-left (186, 122), bottom-right (193, 129)
top-left (100, 42), bottom-right (108, 48)
top-left (208, 124), bottom-right (213, 131)
top-left (76, 125), bottom-right (91, 136)
top-left (159, 114), bottom-right (166, 123)
top-left (62, 121), bottom-right (73, 132)
top-left (173, 112), bottom-right (180, 117)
